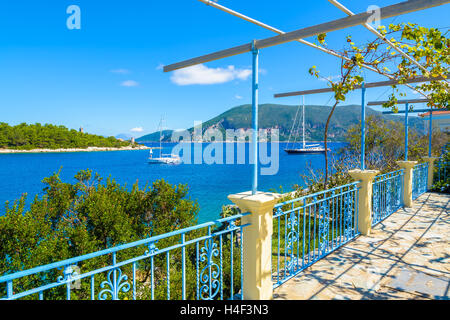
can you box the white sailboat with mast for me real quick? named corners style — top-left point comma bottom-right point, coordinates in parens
top-left (284, 96), bottom-right (329, 154)
top-left (148, 117), bottom-right (181, 164)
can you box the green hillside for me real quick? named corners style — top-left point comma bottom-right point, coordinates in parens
top-left (0, 123), bottom-right (132, 150)
top-left (137, 104), bottom-right (425, 142)
top-left (136, 130), bottom-right (174, 143)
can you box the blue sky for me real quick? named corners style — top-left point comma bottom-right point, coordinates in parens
top-left (0, 1), bottom-right (448, 137)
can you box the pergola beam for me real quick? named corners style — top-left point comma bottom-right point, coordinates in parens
top-left (164, 0), bottom-right (450, 72)
top-left (196, 0), bottom-right (383, 75)
top-left (328, 0), bottom-right (429, 74)
top-left (197, 0), bottom-right (432, 96)
top-left (382, 104), bottom-right (447, 159)
top-left (382, 108), bottom-right (446, 114)
top-left (368, 98), bottom-right (429, 106)
top-left (274, 75), bottom-right (448, 98)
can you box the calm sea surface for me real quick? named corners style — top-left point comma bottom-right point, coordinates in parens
top-left (0, 142), bottom-right (345, 222)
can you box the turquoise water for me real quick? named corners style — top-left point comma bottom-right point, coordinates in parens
top-left (0, 142), bottom-right (345, 222)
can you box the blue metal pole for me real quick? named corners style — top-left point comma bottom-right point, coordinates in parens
top-left (405, 103), bottom-right (409, 161)
top-left (361, 83), bottom-right (366, 170)
top-left (251, 42), bottom-right (259, 195)
top-left (429, 110), bottom-right (433, 157)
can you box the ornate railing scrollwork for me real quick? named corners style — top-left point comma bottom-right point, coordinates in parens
top-left (318, 199), bottom-right (330, 256)
top-left (285, 208), bottom-right (299, 275)
top-left (199, 238), bottom-right (220, 300)
top-left (98, 268), bottom-right (131, 300)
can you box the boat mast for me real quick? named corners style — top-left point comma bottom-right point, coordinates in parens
top-left (286, 103), bottom-right (300, 150)
top-left (159, 116), bottom-right (163, 157)
top-left (302, 96), bottom-right (306, 149)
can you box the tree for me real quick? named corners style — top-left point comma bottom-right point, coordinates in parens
top-left (343, 115), bottom-right (448, 173)
top-left (309, 23), bottom-right (449, 185)
top-left (0, 123), bottom-right (134, 150)
top-left (0, 169), bottom-right (243, 300)
top-left (0, 170), bottom-right (199, 299)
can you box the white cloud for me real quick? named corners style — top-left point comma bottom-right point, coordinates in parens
top-left (171, 64), bottom-right (252, 86)
top-left (156, 63), bottom-right (164, 70)
top-left (111, 69), bottom-right (130, 74)
top-left (121, 80), bottom-right (139, 87)
top-left (130, 127), bottom-right (144, 133)
top-left (235, 94), bottom-right (243, 100)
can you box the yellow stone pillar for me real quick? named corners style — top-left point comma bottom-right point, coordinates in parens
top-left (397, 161), bottom-right (418, 208)
top-left (423, 157), bottom-right (437, 190)
top-left (228, 191), bottom-right (281, 300)
top-left (348, 169), bottom-right (379, 236)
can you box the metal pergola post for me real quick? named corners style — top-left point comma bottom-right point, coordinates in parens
top-left (164, 1), bottom-right (450, 72)
top-left (276, 83), bottom-right (445, 172)
top-left (405, 103), bottom-right (409, 161)
top-left (361, 83), bottom-right (366, 170)
top-left (163, 0), bottom-right (450, 194)
top-left (381, 107), bottom-right (446, 159)
top-left (329, 0), bottom-right (429, 74)
top-left (196, 0), bottom-right (422, 95)
top-left (251, 42), bottom-right (259, 195)
top-left (429, 112), bottom-right (433, 157)
top-left (276, 86), bottom-right (445, 172)
top-left (371, 100), bottom-right (447, 162)
top-left (277, 86), bottom-right (446, 99)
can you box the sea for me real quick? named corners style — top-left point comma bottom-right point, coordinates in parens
top-left (0, 142), bottom-right (346, 222)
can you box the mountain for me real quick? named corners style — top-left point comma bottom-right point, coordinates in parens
top-left (115, 133), bottom-right (132, 140)
top-left (136, 130), bottom-right (174, 143)
top-left (136, 104), bottom-right (425, 142)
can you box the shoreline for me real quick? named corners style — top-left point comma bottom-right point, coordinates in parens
top-left (140, 141), bottom-right (346, 143)
top-left (0, 145), bottom-right (150, 154)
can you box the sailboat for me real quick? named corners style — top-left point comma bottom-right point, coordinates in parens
top-left (284, 96), bottom-right (329, 154)
top-left (148, 117), bottom-right (181, 164)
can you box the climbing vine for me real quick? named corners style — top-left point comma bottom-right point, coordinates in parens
top-left (310, 23), bottom-right (449, 185)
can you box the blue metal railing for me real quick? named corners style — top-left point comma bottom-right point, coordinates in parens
top-left (272, 182), bottom-right (360, 288)
top-left (435, 160), bottom-right (449, 183)
top-left (372, 170), bottom-right (404, 226)
top-left (412, 163), bottom-right (429, 200)
top-left (0, 213), bottom-right (250, 300)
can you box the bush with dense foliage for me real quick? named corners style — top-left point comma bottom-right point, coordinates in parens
top-left (431, 144), bottom-right (450, 193)
top-left (0, 122), bottom-right (131, 150)
top-left (309, 23), bottom-right (449, 185)
top-left (0, 170), bottom-right (203, 299)
top-left (343, 115), bottom-right (448, 173)
top-left (282, 115), bottom-right (448, 197)
top-left (431, 178), bottom-right (450, 193)
top-left (0, 170), bottom-right (244, 300)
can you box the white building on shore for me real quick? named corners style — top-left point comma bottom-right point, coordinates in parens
top-left (419, 110), bottom-right (450, 133)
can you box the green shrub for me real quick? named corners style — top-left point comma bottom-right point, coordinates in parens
top-left (431, 178), bottom-right (450, 193)
top-left (0, 169), bottom-right (200, 300)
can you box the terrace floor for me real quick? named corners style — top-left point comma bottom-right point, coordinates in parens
top-left (273, 192), bottom-right (450, 300)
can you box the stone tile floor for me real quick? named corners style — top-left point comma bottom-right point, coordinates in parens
top-left (273, 192), bottom-right (450, 300)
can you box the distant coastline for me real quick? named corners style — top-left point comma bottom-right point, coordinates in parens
top-left (0, 145), bottom-right (150, 154)
top-left (140, 141), bottom-right (344, 143)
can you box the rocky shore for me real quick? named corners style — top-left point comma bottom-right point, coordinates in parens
top-left (0, 145), bottom-right (150, 154)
